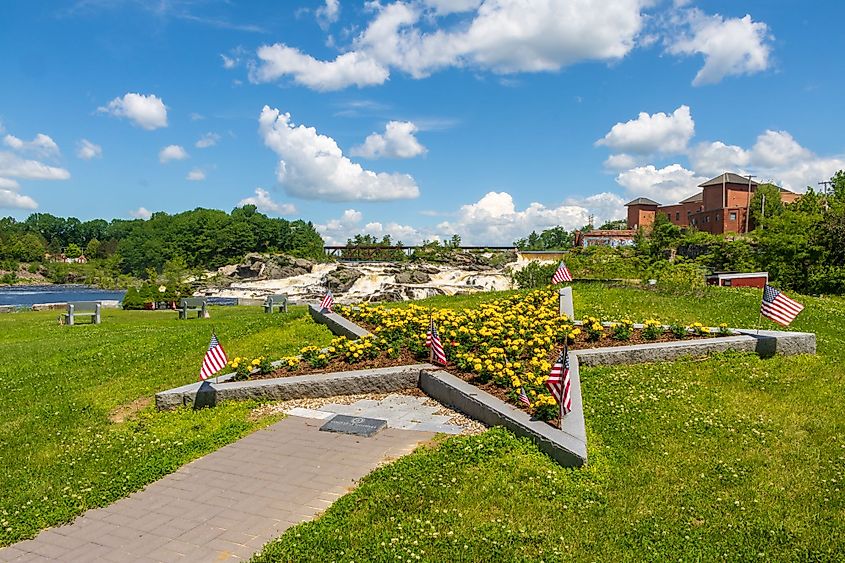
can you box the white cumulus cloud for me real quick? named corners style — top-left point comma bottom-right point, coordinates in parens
top-left (129, 207), bottom-right (152, 220)
top-left (615, 163), bottom-right (706, 203)
top-left (99, 93), bottom-right (168, 130)
top-left (238, 188), bottom-right (297, 215)
top-left (195, 132), bottom-right (221, 148)
top-left (258, 105), bottom-right (419, 202)
top-left (689, 130), bottom-right (845, 192)
top-left (250, 46), bottom-right (389, 91)
top-left (159, 145), bottom-right (189, 163)
top-left (3, 133), bottom-right (60, 158)
top-left (186, 168), bottom-right (206, 181)
top-left (667, 9), bottom-right (772, 85)
top-left (0, 188), bottom-right (37, 210)
top-left (597, 105), bottom-right (694, 155)
top-left (350, 121), bottom-right (427, 159)
top-left (250, 0), bottom-right (645, 91)
top-left (316, 208), bottom-right (424, 245)
top-left (316, 0), bottom-right (340, 28)
top-left (603, 153), bottom-right (640, 170)
top-left (437, 191), bottom-right (625, 245)
top-left (0, 151), bottom-right (70, 180)
top-left (76, 139), bottom-right (103, 160)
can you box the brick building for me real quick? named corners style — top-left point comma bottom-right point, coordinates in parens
top-left (625, 172), bottom-right (800, 235)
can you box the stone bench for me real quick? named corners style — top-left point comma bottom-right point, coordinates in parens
top-left (178, 298), bottom-right (207, 320)
top-left (64, 301), bottom-right (101, 326)
top-left (264, 294), bottom-right (288, 314)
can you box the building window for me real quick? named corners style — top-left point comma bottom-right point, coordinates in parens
top-left (666, 213), bottom-right (671, 219)
top-left (716, 214), bottom-right (720, 221)
top-left (675, 212), bottom-right (680, 220)
top-left (729, 212), bottom-right (737, 221)
top-left (705, 216), bottom-right (710, 223)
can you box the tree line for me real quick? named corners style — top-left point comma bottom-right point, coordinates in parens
top-left (0, 205), bottom-right (324, 279)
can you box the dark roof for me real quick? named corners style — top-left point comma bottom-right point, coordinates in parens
top-left (679, 192), bottom-right (703, 204)
top-left (699, 172), bottom-right (759, 187)
top-left (624, 197), bottom-right (660, 207)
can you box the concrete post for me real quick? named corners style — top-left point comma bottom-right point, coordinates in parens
top-left (558, 287), bottom-right (574, 320)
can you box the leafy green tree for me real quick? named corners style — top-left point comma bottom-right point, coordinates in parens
top-left (85, 238), bottom-right (102, 259)
top-left (749, 183), bottom-right (785, 227)
top-left (65, 243), bottom-right (83, 259)
top-left (598, 219), bottom-right (628, 230)
top-left (10, 233), bottom-right (46, 262)
top-left (121, 287), bottom-right (145, 309)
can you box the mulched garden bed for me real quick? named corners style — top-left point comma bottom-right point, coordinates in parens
top-left (245, 348), bottom-right (423, 380)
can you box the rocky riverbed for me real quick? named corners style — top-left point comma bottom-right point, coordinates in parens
top-left (197, 251), bottom-right (563, 303)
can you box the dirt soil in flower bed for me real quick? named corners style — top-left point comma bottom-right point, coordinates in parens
top-left (246, 348), bottom-right (425, 380)
top-left (351, 319), bottom-right (721, 350)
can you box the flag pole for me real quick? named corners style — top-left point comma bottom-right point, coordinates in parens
top-left (428, 309), bottom-right (434, 364)
top-left (560, 339), bottom-right (568, 430)
top-left (212, 326), bottom-right (221, 385)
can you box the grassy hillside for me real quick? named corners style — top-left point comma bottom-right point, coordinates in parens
top-left (255, 284), bottom-right (845, 562)
top-left (0, 306), bottom-right (333, 545)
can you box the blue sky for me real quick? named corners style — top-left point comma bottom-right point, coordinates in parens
top-left (1, 0), bottom-right (843, 244)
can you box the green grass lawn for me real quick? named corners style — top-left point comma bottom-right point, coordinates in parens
top-left (255, 284), bottom-right (845, 562)
top-left (0, 305), bottom-right (333, 546)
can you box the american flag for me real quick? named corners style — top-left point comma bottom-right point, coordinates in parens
top-left (551, 261), bottom-right (573, 284)
top-left (199, 333), bottom-right (228, 381)
top-left (761, 284), bottom-right (804, 326)
top-left (545, 348), bottom-right (572, 415)
top-left (518, 387), bottom-right (531, 407)
top-left (427, 318), bottom-right (447, 365)
top-left (319, 290), bottom-right (334, 313)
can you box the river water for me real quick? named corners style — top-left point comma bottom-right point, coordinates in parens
top-left (0, 285), bottom-right (126, 307)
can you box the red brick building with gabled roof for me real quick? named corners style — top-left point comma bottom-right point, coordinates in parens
top-left (625, 172), bottom-right (800, 235)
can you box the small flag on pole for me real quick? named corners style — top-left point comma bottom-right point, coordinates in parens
top-left (552, 261), bottom-right (573, 284)
top-left (761, 284), bottom-right (804, 326)
top-left (319, 290), bottom-right (334, 313)
top-left (427, 318), bottom-right (447, 365)
top-left (518, 387), bottom-right (532, 407)
top-left (199, 333), bottom-right (228, 381)
top-left (545, 348), bottom-right (572, 415)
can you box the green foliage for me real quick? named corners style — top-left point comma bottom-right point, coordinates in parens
top-left (254, 285), bottom-right (845, 561)
top-left (749, 182), bottom-right (785, 227)
top-left (341, 233), bottom-right (408, 261)
top-left (510, 261), bottom-right (556, 289)
top-left (648, 260), bottom-right (708, 295)
top-left (0, 306), bottom-right (333, 545)
top-left (598, 218), bottom-right (629, 230)
top-left (0, 208), bottom-right (324, 279)
top-left (566, 246), bottom-right (644, 279)
top-left (65, 243), bottom-right (83, 259)
top-left (121, 287), bottom-right (144, 309)
top-left (514, 225), bottom-right (574, 250)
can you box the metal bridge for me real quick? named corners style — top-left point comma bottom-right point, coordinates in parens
top-left (323, 245), bottom-right (517, 260)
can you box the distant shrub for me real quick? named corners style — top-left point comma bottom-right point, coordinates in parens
top-left (648, 260), bottom-right (707, 295)
top-left (511, 262), bottom-right (557, 289)
top-left (122, 287), bottom-right (145, 310)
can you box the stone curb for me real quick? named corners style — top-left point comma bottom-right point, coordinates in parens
top-left (155, 364), bottom-right (433, 410)
top-left (308, 304), bottom-right (370, 339)
top-left (573, 330), bottom-right (815, 366)
top-left (420, 360), bottom-right (588, 467)
top-left (155, 304), bottom-right (817, 468)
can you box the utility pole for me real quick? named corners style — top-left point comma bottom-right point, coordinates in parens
top-left (745, 175), bottom-right (756, 234)
top-left (818, 180), bottom-right (833, 196)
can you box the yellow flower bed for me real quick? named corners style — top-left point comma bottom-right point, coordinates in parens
top-left (333, 289), bottom-right (716, 421)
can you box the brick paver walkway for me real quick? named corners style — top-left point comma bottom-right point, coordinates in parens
top-left (0, 416), bottom-right (433, 562)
